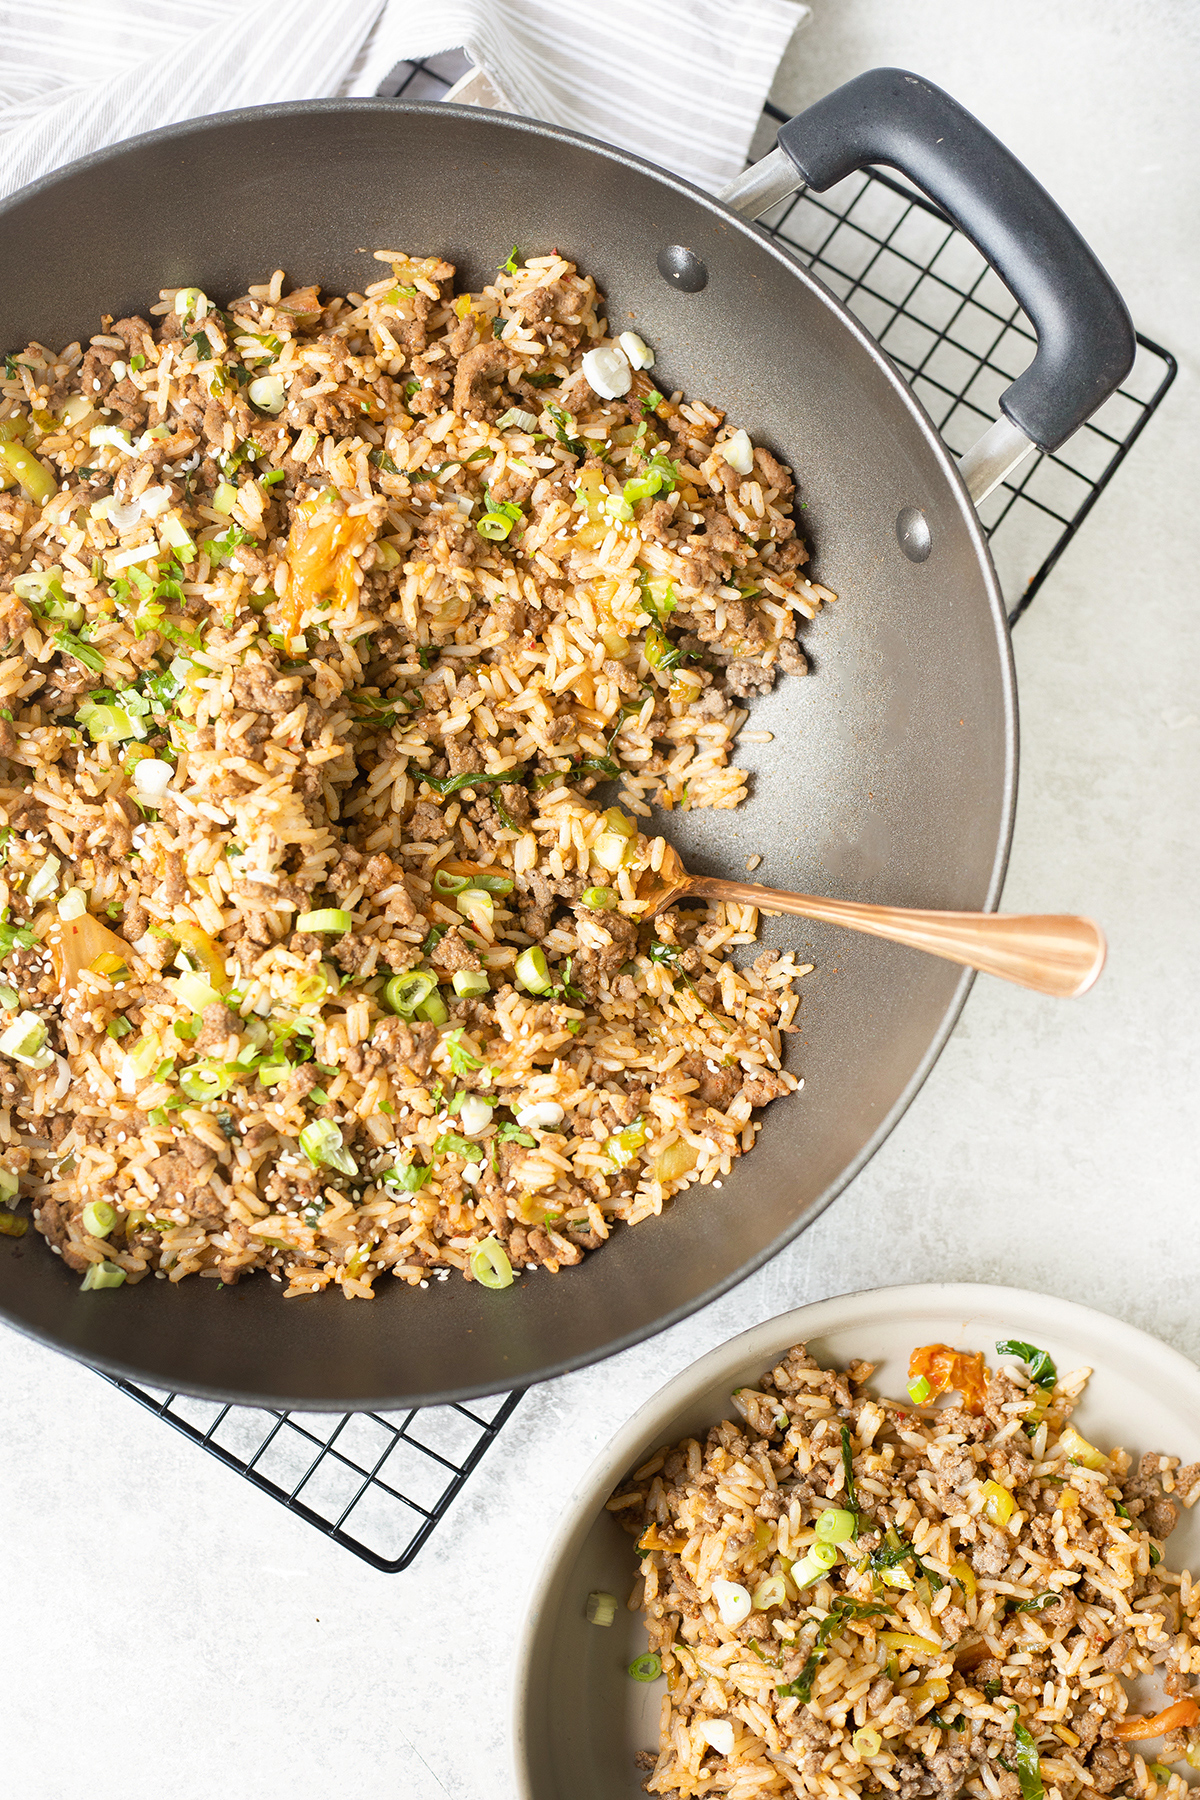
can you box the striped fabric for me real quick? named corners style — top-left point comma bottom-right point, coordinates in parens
top-left (0, 0), bottom-right (805, 202)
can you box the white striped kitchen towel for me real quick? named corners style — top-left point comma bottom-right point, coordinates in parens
top-left (0, 0), bottom-right (805, 203)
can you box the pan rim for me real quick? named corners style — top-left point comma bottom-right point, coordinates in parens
top-left (0, 98), bottom-right (1017, 1409)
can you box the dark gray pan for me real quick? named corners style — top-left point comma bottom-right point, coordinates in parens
top-left (0, 75), bottom-right (1131, 1407)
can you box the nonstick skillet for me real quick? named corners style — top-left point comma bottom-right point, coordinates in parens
top-left (0, 70), bottom-right (1133, 1406)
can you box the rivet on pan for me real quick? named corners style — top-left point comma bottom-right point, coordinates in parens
top-left (657, 245), bottom-right (708, 292)
top-left (896, 505), bottom-right (932, 562)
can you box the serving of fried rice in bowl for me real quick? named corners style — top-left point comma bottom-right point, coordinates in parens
top-left (514, 1286), bottom-right (1200, 1800)
top-left (0, 246), bottom-right (834, 1303)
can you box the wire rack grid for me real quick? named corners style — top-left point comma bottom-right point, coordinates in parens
top-left (100, 55), bottom-right (1175, 1572)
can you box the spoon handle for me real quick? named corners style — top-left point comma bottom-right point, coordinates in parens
top-left (681, 879), bottom-right (1106, 998)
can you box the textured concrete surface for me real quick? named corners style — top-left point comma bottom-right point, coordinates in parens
top-left (6, 5), bottom-right (1198, 1796)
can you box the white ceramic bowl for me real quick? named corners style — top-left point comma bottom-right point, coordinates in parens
top-left (513, 1282), bottom-right (1200, 1799)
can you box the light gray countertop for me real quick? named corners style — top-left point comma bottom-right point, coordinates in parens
top-left (7, 4), bottom-right (1199, 1796)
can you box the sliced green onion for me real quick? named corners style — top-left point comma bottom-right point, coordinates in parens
top-left (256, 1058), bottom-right (291, 1088)
top-left (586, 1591), bottom-right (617, 1626)
top-left (159, 513), bottom-right (197, 562)
top-left (174, 287), bottom-right (206, 318)
top-left (384, 970), bottom-right (437, 1018)
top-left (293, 967), bottom-right (329, 1005)
top-left (456, 888), bottom-right (493, 931)
top-left (0, 1212), bottom-right (27, 1238)
top-left (248, 375), bottom-right (285, 414)
top-left (179, 1061), bottom-right (236, 1103)
top-left (452, 969), bottom-right (490, 997)
top-left (298, 1118), bottom-right (358, 1176)
top-left (470, 1235), bottom-right (514, 1289)
top-left (0, 984), bottom-right (20, 1011)
top-left (790, 1541), bottom-right (839, 1589)
top-left (514, 946), bottom-right (552, 994)
top-left (106, 1017), bottom-right (131, 1039)
top-left (907, 1375), bottom-right (932, 1404)
top-left (415, 991), bottom-right (448, 1025)
top-left (0, 439), bottom-right (56, 502)
top-left (580, 886), bottom-right (616, 910)
top-left (815, 1508), bottom-right (858, 1545)
top-left (78, 702), bottom-right (144, 743)
top-left (433, 869), bottom-right (469, 895)
top-left (295, 908), bottom-right (352, 933)
top-left (0, 1166), bottom-right (19, 1204)
top-left (24, 853), bottom-right (61, 903)
top-left (0, 1010), bottom-right (51, 1067)
top-left (853, 1728), bottom-right (882, 1758)
top-left (477, 511), bottom-right (516, 541)
top-left (628, 1653), bottom-right (662, 1683)
top-left (752, 1574), bottom-right (788, 1611)
top-left (174, 972), bottom-right (221, 1013)
top-left (14, 569), bottom-right (69, 608)
top-left (81, 1260), bottom-right (126, 1290)
top-left (495, 407), bottom-right (539, 432)
top-left (591, 832), bottom-right (634, 873)
top-left (213, 480), bottom-right (238, 514)
top-left (87, 424), bottom-right (134, 453)
top-left (82, 1199), bottom-right (117, 1238)
top-left (607, 1117), bottom-right (648, 1169)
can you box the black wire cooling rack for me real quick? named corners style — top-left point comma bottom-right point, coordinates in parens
top-left (100, 55), bottom-right (1175, 1573)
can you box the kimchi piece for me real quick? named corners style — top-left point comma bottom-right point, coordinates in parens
top-left (908, 1342), bottom-right (988, 1413)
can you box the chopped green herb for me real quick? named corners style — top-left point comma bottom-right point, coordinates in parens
top-left (841, 1425), bottom-right (859, 1515)
top-left (544, 401), bottom-right (585, 456)
top-left (0, 919), bottom-right (37, 955)
top-left (422, 765), bottom-right (526, 799)
top-left (500, 245), bottom-right (521, 276)
top-left (984, 1680), bottom-right (1002, 1700)
top-left (369, 447), bottom-right (401, 475)
top-left (1006, 1723), bottom-right (1045, 1800)
top-left (496, 1121), bottom-right (535, 1147)
top-left (442, 1027), bottom-right (486, 1078)
top-left (130, 354), bottom-right (146, 372)
top-left (432, 1131), bottom-right (484, 1163)
top-left (638, 578), bottom-right (677, 625)
top-left (641, 389), bottom-right (664, 413)
top-left (382, 1162), bottom-right (429, 1193)
top-left (776, 1600), bottom-right (890, 1702)
top-left (1009, 1592), bottom-right (1062, 1615)
top-left (525, 370), bottom-right (558, 388)
top-left (995, 1339), bottom-right (1058, 1390)
top-left (206, 523), bottom-right (253, 563)
top-left (491, 316), bottom-right (508, 339)
top-left (928, 1710), bottom-right (967, 1731)
top-left (54, 630), bottom-right (105, 672)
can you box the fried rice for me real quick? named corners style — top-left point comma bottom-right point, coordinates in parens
top-left (0, 250), bottom-right (833, 1298)
top-left (609, 1341), bottom-right (1200, 1799)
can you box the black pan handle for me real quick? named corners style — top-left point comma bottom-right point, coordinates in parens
top-left (775, 68), bottom-right (1134, 453)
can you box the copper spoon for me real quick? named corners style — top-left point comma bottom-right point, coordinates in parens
top-left (638, 844), bottom-right (1106, 998)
